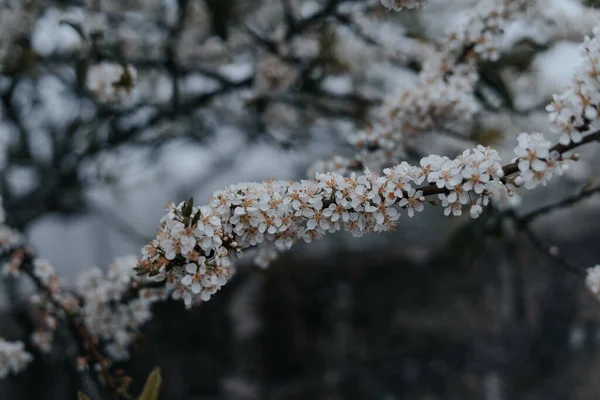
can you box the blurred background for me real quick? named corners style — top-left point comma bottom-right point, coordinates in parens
top-left (2, 0), bottom-right (600, 398)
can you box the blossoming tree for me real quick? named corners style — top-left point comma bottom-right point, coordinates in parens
top-left (2, 0), bottom-right (600, 398)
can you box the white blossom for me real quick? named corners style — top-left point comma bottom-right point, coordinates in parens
top-left (312, 0), bottom-right (532, 174)
top-left (0, 339), bottom-right (33, 379)
top-left (31, 330), bottom-right (53, 354)
top-left (86, 62), bottom-right (137, 105)
top-left (513, 133), bottom-right (566, 190)
top-left (75, 255), bottom-right (166, 360)
top-left (380, 0), bottom-right (428, 12)
top-left (546, 25), bottom-right (600, 144)
top-left (586, 265), bottom-right (600, 295)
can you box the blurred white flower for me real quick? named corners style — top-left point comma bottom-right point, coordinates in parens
top-left (0, 339), bottom-right (33, 379)
top-left (86, 62), bottom-right (138, 105)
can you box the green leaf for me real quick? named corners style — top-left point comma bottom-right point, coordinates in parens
top-left (182, 197), bottom-right (194, 219)
top-left (138, 367), bottom-right (162, 400)
top-left (190, 209), bottom-right (201, 228)
top-left (77, 392), bottom-right (92, 400)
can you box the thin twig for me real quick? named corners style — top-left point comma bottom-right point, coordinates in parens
top-left (520, 225), bottom-right (586, 278)
top-left (89, 201), bottom-right (152, 243)
top-left (519, 186), bottom-right (600, 226)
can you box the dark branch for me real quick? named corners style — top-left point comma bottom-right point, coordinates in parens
top-left (519, 186), bottom-right (600, 226)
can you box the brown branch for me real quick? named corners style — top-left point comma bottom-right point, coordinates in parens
top-left (119, 280), bottom-right (166, 304)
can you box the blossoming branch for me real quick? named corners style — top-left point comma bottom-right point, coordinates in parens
top-left (132, 1), bottom-right (600, 310)
top-left (2, 2), bottom-right (600, 399)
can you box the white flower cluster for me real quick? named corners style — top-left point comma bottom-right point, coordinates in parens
top-left (0, 192), bottom-right (170, 371)
top-left (138, 141), bottom-right (537, 305)
top-left (10, 253), bottom-right (165, 364)
top-left (76, 256), bottom-right (166, 361)
top-left (347, 124), bottom-right (405, 162)
top-left (86, 62), bottom-right (137, 105)
top-left (383, 57), bottom-right (479, 138)
top-left (380, 0), bottom-right (428, 12)
top-left (312, 1), bottom-right (532, 175)
top-left (383, 0), bottom-right (532, 137)
top-left (310, 62), bottom-right (480, 175)
top-left (586, 265), bottom-right (600, 295)
top-left (381, 0), bottom-right (532, 140)
top-left (427, 145), bottom-right (505, 218)
top-left (512, 133), bottom-right (567, 190)
top-left (546, 26), bottom-right (600, 145)
top-left (445, 0), bottom-right (530, 62)
top-left (0, 339), bottom-right (33, 379)
top-left (310, 124), bottom-right (407, 175)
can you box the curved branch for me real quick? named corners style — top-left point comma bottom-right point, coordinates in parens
top-left (519, 186), bottom-right (600, 226)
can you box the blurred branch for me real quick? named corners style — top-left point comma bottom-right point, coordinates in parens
top-left (285, 0), bottom-right (345, 40)
top-left (88, 200), bottom-right (152, 244)
top-left (333, 13), bottom-right (379, 46)
top-left (520, 224), bottom-right (586, 278)
top-left (518, 185), bottom-right (600, 226)
top-left (499, 184), bottom-right (600, 279)
top-left (280, 0), bottom-right (297, 33)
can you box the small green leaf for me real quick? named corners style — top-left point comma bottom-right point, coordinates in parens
top-left (77, 391), bottom-right (92, 400)
top-left (147, 265), bottom-right (161, 277)
top-left (138, 367), bottom-right (162, 400)
top-left (190, 210), bottom-right (201, 228)
top-left (182, 197), bottom-right (194, 219)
